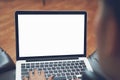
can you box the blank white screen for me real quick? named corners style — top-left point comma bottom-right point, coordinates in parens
top-left (18, 14), bottom-right (85, 57)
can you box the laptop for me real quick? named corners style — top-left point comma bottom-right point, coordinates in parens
top-left (15, 11), bottom-right (93, 80)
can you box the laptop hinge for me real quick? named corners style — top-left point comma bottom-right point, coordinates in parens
top-left (26, 57), bottom-right (78, 62)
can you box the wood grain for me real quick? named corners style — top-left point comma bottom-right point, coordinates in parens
top-left (0, 0), bottom-right (98, 63)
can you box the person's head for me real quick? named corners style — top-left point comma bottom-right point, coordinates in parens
top-left (95, 0), bottom-right (120, 79)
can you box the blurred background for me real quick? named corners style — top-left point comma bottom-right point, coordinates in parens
top-left (0, 0), bottom-right (98, 63)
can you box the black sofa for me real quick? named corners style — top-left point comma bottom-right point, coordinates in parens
top-left (0, 48), bottom-right (15, 80)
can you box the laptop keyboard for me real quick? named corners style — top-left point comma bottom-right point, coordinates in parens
top-left (21, 60), bottom-right (87, 80)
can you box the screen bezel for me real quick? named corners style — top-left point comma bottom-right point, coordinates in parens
top-left (15, 11), bottom-right (87, 60)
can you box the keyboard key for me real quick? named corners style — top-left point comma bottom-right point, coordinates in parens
top-left (71, 73), bottom-right (74, 75)
top-left (63, 61), bottom-right (67, 63)
top-left (48, 74), bottom-right (52, 77)
top-left (63, 70), bottom-right (67, 72)
top-left (38, 68), bottom-right (42, 71)
top-left (67, 76), bottom-right (72, 80)
top-left (75, 63), bottom-right (79, 65)
top-left (31, 63), bottom-right (34, 65)
top-left (74, 66), bottom-right (77, 68)
top-left (31, 63), bottom-right (35, 68)
top-left (67, 64), bottom-right (70, 66)
top-left (56, 67), bottom-right (60, 69)
top-left (45, 65), bottom-right (48, 67)
top-left (63, 64), bottom-right (66, 66)
top-left (29, 69), bottom-right (33, 71)
top-left (71, 63), bottom-right (74, 65)
top-left (49, 64), bottom-right (53, 67)
top-left (75, 72), bottom-right (79, 75)
top-left (80, 60), bottom-right (84, 63)
top-left (67, 70), bottom-right (71, 72)
top-left (72, 61), bottom-right (75, 63)
top-left (52, 67), bottom-right (56, 70)
top-left (58, 64), bottom-right (61, 66)
top-left (61, 73), bottom-right (65, 76)
top-left (45, 71), bottom-right (48, 74)
top-left (70, 66), bottom-right (73, 69)
top-left (81, 68), bottom-right (86, 72)
top-left (21, 65), bottom-right (25, 69)
top-left (82, 64), bottom-right (86, 68)
top-left (59, 62), bottom-right (62, 63)
top-left (36, 63), bottom-right (39, 67)
top-left (21, 72), bottom-right (28, 75)
top-left (50, 62), bottom-right (53, 64)
top-left (58, 70), bottom-right (62, 73)
top-left (43, 68), bottom-right (47, 71)
top-left (54, 70), bottom-right (57, 73)
top-left (65, 66), bottom-right (69, 69)
top-left (78, 65), bottom-right (82, 68)
top-left (67, 61), bottom-right (71, 63)
top-left (21, 64), bottom-right (25, 66)
top-left (76, 68), bottom-right (80, 71)
top-left (22, 69), bottom-right (28, 72)
top-left (73, 76), bottom-right (77, 79)
top-left (55, 62), bottom-right (58, 63)
top-left (54, 64), bottom-right (57, 67)
top-left (26, 63), bottom-right (30, 66)
top-left (61, 67), bottom-right (65, 69)
top-left (45, 62), bottom-right (49, 64)
top-left (66, 73), bottom-right (70, 76)
top-left (49, 70), bottom-right (53, 73)
top-left (72, 69), bottom-right (75, 72)
top-left (54, 76), bottom-right (66, 80)
top-left (26, 65), bottom-right (30, 68)
top-left (48, 68), bottom-right (51, 70)
top-left (57, 73), bottom-right (61, 76)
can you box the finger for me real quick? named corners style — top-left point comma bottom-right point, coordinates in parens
top-left (34, 69), bottom-right (39, 77)
top-left (40, 70), bottom-right (46, 80)
top-left (48, 75), bottom-right (54, 80)
top-left (29, 71), bottom-right (33, 79)
top-left (23, 76), bottom-right (28, 80)
top-left (40, 70), bottom-right (45, 76)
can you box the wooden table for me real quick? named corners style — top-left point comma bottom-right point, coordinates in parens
top-left (42, 0), bottom-right (46, 5)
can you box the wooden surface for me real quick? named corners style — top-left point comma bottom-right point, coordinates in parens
top-left (0, 0), bottom-right (98, 63)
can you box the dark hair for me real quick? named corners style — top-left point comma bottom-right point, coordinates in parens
top-left (103, 0), bottom-right (120, 27)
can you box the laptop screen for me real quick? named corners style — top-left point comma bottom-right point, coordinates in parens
top-left (15, 11), bottom-right (86, 59)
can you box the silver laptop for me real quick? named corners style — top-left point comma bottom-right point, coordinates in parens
top-left (15, 11), bottom-right (93, 80)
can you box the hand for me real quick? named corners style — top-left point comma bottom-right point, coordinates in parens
top-left (23, 69), bottom-right (53, 80)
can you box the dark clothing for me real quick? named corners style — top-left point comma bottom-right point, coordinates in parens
top-left (82, 71), bottom-right (106, 80)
